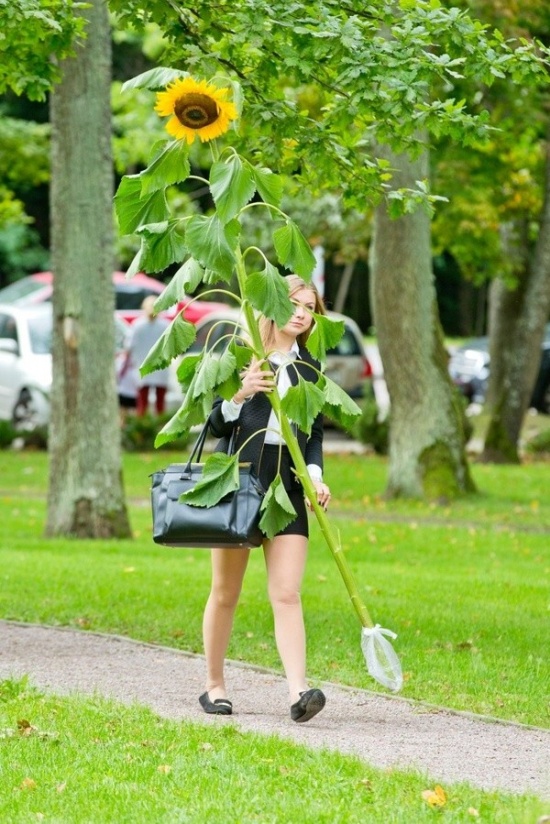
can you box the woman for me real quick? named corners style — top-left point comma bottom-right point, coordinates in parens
top-left (199, 275), bottom-right (331, 723)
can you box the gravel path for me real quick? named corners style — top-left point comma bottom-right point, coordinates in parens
top-left (1, 620), bottom-right (548, 800)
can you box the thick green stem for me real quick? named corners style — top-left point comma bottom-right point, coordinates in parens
top-left (234, 251), bottom-right (374, 629)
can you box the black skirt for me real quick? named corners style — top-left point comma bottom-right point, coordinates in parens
top-left (257, 444), bottom-right (309, 538)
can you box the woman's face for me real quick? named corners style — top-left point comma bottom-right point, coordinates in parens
top-left (280, 287), bottom-right (316, 338)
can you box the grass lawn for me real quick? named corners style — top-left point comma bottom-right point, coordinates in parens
top-left (0, 679), bottom-right (546, 824)
top-left (0, 447), bottom-right (548, 821)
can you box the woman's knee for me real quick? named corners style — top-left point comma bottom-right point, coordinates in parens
top-left (209, 582), bottom-right (242, 610)
top-left (268, 583), bottom-right (302, 609)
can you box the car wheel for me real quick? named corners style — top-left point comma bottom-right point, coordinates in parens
top-left (12, 389), bottom-right (42, 431)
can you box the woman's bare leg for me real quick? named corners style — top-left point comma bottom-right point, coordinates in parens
top-left (264, 534), bottom-right (309, 704)
top-left (202, 547), bottom-right (250, 701)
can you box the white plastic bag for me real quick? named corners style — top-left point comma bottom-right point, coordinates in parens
top-left (361, 624), bottom-right (403, 692)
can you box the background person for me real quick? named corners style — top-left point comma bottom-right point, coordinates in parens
top-left (199, 275), bottom-right (332, 723)
top-left (122, 296), bottom-right (170, 417)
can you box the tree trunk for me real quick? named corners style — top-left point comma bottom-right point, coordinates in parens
top-left (370, 143), bottom-right (475, 499)
top-left (46, 0), bottom-right (131, 537)
top-left (481, 125), bottom-right (550, 463)
top-left (333, 261), bottom-right (355, 314)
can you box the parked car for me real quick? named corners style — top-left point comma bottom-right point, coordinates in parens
top-left (0, 303), bottom-right (130, 429)
top-left (449, 324), bottom-right (550, 414)
top-left (0, 272), bottom-right (227, 325)
top-left (182, 308), bottom-right (372, 399)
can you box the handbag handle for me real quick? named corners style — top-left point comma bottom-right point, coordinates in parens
top-left (182, 415), bottom-right (237, 475)
top-left (184, 418), bottom-right (211, 468)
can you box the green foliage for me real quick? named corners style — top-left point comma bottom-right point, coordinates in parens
top-left (354, 399), bottom-right (390, 455)
top-left (272, 220), bottom-right (317, 277)
top-left (210, 153), bottom-right (256, 223)
top-left (245, 261), bottom-right (294, 327)
top-left (281, 378), bottom-right (326, 435)
top-left (524, 426), bottom-right (550, 456)
top-left (0, 420), bottom-right (16, 449)
top-left (114, 175), bottom-right (168, 235)
top-left (0, 222), bottom-right (49, 280)
top-left (139, 314), bottom-right (196, 376)
top-left (109, 0), bottom-right (549, 209)
top-left (0, 116), bottom-right (50, 189)
top-left (121, 413), bottom-right (191, 452)
top-left (114, 78), bottom-right (359, 535)
top-left (307, 313), bottom-right (346, 361)
top-left (180, 452), bottom-right (240, 504)
top-left (0, 425), bottom-right (49, 451)
top-left (0, 0), bottom-right (87, 100)
top-left (321, 376), bottom-right (368, 431)
top-left (154, 258), bottom-right (204, 311)
top-left (184, 214), bottom-right (240, 278)
top-left (139, 138), bottom-right (191, 194)
top-left (259, 473), bottom-right (297, 537)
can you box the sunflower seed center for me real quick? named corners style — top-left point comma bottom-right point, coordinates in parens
top-left (174, 93), bottom-right (219, 129)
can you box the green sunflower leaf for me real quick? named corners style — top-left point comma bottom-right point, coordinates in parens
top-left (216, 369), bottom-right (242, 401)
top-left (210, 155), bottom-right (256, 223)
top-left (245, 261), bottom-right (294, 328)
top-left (137, 220), bottom-right (187, 273)
top-left (125, 243), bottom-right (145, 279)
top-left (192, 348), bottom-right (238, 398)
top-left (228, 339), bottom-right (254, 370)
top-left (154, 258), bottom-right (205, 313)
top-left (121, 67), bottom-right (189, 92)
top-left (154, 391), bottom-right (213, 447)
top-left (114, 175), bottom-right (168, 235)
top-left (140, 140), bottom-right (191, 196)
top-left (281, 377), bottom-right (325, 435)
top-left (252, 166), bottom-right (283, 207)
top-left (176, 353), bottom-right (202, 389)
top-left (306, 313), bottom-right (345, 361)
top-left (180, 453), bottom-right (240, 506)
top-left (273, 221), bottom-right (316, 279)
top-left (185, 214), bottom-right (240, 279)
top-left (213, 338), bottom-right (254, 398)
top-left (140, 314), bottom-right (196, 376)
top-left (320, 375), bottom-right (362, 429)
top-left (259, 475), bottom-right (297, 539)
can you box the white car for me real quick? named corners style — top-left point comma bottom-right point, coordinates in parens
top-left (0, 303), bottom-right (129, 429)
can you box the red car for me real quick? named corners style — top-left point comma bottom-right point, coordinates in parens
top-left (0, 272), bottom-right (226, 325)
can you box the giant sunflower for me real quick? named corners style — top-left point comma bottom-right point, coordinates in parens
top-left (155, 77), bottom-right (238, 145)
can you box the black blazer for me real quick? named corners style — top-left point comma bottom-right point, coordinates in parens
top-left (209, 347), bottom-right (323, 474)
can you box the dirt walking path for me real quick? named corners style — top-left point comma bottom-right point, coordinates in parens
top-left (1, 621), bottom-right (548, 801)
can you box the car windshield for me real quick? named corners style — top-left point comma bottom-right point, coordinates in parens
top-left (28, 313), bottom-right (53, 354)
top-left (0, 280), bottom-right (45, 304)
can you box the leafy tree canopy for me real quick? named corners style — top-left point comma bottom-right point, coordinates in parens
top-left (109, 0), bottom-right (550, 208)
top-left (0, 0), bottom-right (87, 100)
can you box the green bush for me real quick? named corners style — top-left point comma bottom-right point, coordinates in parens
top-left (353, 398), bottom-right (389, 455)
top-left (0, 420), bottom-right (16, 449)
top-left (524, 425), bottom-right (550, 457)
top-left (121, 412), bottom-right (191, 452)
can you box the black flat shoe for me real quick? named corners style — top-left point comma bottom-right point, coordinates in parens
top-left (290, 688), bottom-right (326, 723)
top-left (199, 692), bottom-right (233, 715)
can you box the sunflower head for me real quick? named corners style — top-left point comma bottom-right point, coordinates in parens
top-left (155, 76), bottom-right (238, 145)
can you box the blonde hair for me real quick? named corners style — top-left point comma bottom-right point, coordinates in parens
top-left (259, 274), bottom-right (325, 350)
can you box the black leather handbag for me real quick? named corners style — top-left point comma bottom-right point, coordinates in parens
top-left (151, 419), bottom-right (265, 548)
